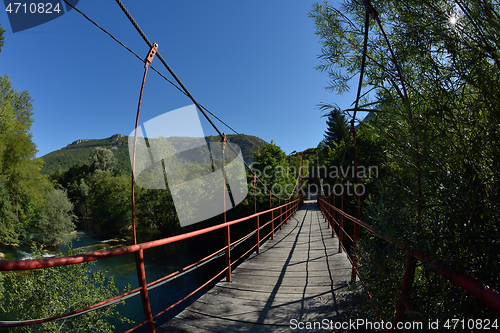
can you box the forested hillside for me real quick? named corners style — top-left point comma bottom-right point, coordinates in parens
top-left (40, 134), bottom-right (267, 175)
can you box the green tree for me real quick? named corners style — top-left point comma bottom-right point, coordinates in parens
top-left (37, 189), bottom-right (76, 246)
top-left (252, 142), bottom-right (296, 198)
top-left (322, 104), bottom-right (348, 147)
top-left (0, 176), bottom-right (18, 243)
top-left (136, 187), bottom-right (179, 234)
top-left (87, 171), bottom-right (131, 232)
top-left (91, 147), bottom-right (117, 173)
top-left (0, 74), bottom-right (51, 243)
top-left (1, 243), bottom-right (132, 332)
top-left (50, 163), bottom-right (91, 219)
top-left (311, 0), bottom-right (500, 323)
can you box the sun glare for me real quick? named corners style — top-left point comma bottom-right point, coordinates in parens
top-left (449, 14), bottom-right (458, 25)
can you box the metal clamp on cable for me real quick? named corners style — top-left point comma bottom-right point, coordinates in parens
top-left (144, 43), bottom-right (158, 68)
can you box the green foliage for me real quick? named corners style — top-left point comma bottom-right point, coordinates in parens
top-left (0, 74), bottom-right (52, 244)
top-left (49, 148), bottom-right (131, 233)
top-left (0, 177), bottom-right (18, 243)
top-left (136, 187), bottom-right (179, 234)
top-left (37, 189), bottom-right (76, 246)
top-left (311, 0), bottom-right (500, 323)
top-left (49, 134), bottom-right (269, 234)
top-left (252, 141), bottom-right (296, 198)
top-left (91, 147), bottom-right (117, 173)
top-left (0, 243), bottom-right (132, 332)
top-left (41, 134), bottom-right (267, 175)
top-left (88, 171), bottom-right (131, 232)
top-left (0, 271), bottom-right (4, 295)
top-left (321, 104), bottom-right (349, 147)
top-left (50, 163), bottom-right (91, 216)
top-left (41, 135), bottom-right (130, 175)
top-left (317, 120), bottom-right (383, 218)
top-left (206, 134), bottom-right (267, 163)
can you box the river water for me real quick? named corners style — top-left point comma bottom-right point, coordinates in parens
top-left (0, 226), bottom-right (240, 332)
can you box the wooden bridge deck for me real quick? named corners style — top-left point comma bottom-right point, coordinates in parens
top-left (159, 199), bottom-right (359, 332)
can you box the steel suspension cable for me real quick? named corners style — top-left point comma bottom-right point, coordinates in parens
top-left (112, 0), bottom-right (285, 199)
top-left (365, 0), bottom-right (422, 221)
top-left (114, 0), bottom-right (223, 138)
top-left (64, 0), bottom-right (291, 201)
top-left (344, 9), bottom-right (370, 284)
top-left (113, 2), bottom-right (289, 201)
top-left (65, 0), bottom-right (298, 203)
top-left (62, 0), bottom-right (252, 142)
top-left (61, 0), bottom-right (186, 95)
top-left (362, 1), bottom-right (422, 328)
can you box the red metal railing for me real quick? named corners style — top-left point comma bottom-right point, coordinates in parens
top-left (317, 195), bottom-right (500, 329)
top-left (0, 197), bottom-right (303, 332)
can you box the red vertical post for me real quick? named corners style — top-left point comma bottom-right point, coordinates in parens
top-left (328, 195), bottom-right (331, 225)
top-left (131, 43), bottom-right (158, 333)
top-left (392, 254), bottom-right (417, 331)
top-left (284, 199), bottom-right (286, 223)
top-left (288, 199), bottom-right (291, 221)
top-left (254, 173), bottom-right (260, 254)
top-left (225, 224), bottom-right (231, 282)
top-left (283, 199), bottom-right (287, 224)
top-left (222, 135), bottom-right (231, 283)
top-left (270, 191), bottom-right (274, 240)
top-left (325, 195), bottom-right (329, 224)
top-left (253, 172), bottom-right (257, 216)
top-left (285, 199), bottom-right (288, 223)
top-left (135, 250), bottom-right (155, 333)
top-left (279, 197), bottom-right (282, 230)
top-left (333, 193), bottom-right (336, 230)
top-left (256, 215), bottom-right (260, 254)
top-left (327, 195), bottom-right (330, 224)
top-left (339, 178), bottom-right (344, 253)
top-left (330, 196), bottom-right (334, 238)
top-left (326, 195), bottom-right (330, 229)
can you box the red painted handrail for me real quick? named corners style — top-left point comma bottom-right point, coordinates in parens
top-left (317, 196), bottom-right (500, 315)
top-left (0, 197), bottom-right (303, 330)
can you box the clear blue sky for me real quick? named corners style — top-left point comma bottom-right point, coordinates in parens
top-left (1, 0), bottom-right (364, 158)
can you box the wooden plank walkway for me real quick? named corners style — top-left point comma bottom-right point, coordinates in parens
top-left (159, 199), bottom-right (359, 332)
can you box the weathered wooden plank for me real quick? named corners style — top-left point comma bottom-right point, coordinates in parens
top-left (159, 201), bottom-right (359, 332)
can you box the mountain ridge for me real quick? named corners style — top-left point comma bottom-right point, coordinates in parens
top-left (39, 133), bottom-right (267, 175)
